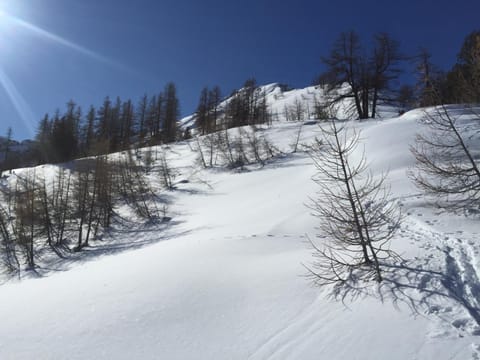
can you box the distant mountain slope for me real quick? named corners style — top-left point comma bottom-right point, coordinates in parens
top-left (180, 83), bottom-right (400, 129)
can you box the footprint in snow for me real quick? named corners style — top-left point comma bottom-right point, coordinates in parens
top-left (472, 344), bottom-right (480, 360)
top-left (452, 318), bottom-right (470, 330)
top-left (427, 305), bottom-right (441, 314)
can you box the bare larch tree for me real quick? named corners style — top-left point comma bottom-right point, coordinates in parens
top-left (307, 120), bottom-right (400, 285)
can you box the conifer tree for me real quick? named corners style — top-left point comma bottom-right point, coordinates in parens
top-left (163, 82), bottom-right (179, 143)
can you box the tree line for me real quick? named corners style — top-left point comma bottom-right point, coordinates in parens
top-left (193, 78), bottom-right (271, 136)
top-left (1, 28), bottom-right (477, 172)
top-left (415, 30), bottom-right (480, 106)
top-left (33, 82), bottom-right (180, 166)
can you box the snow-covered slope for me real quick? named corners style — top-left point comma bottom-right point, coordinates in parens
top-left (179, 83), bottom-right (400, 129)
top-left (0, 108), bottom-right (480, 359)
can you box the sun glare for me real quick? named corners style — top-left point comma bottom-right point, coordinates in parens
top-left (0, 65), bottom-right (36, 136)
top-left (0, 3), bottom-right (121, 68)
top-left (0, 0), bottom-right (13, 21)
top-left (0, 1), bottom-right (129, 137)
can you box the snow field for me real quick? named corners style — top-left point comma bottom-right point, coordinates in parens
top-left (0, 104), bottom-right (479, 359)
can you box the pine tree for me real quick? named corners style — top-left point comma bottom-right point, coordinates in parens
top-left (208, 86), bottom-right (222, 132)
top-left (196, 87), bottom-right (209, 135)
top-left (84, 106), bottom-right (96, 155)
top-left (137, 94), bottom-right (148, 140)
top-left (163, 82), bottom-right (179, 143)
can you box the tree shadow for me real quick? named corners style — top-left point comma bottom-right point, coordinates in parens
top-left (11, 219), bottom-right (198, 281)
top-left (330, 255), bottom-right (480, 328)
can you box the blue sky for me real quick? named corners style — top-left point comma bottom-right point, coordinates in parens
top-left (0, 0), bottom-right (479, 140)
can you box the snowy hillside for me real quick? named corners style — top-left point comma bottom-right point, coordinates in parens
top-left (179, 83), bottom-right (400, 129)
top-left (0, 101), bottom-right (479, 359)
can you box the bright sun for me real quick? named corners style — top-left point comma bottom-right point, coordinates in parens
top-left (0, 2), bottom-right (11, 24)
top-left (0, 0), bottom-right (18, 23)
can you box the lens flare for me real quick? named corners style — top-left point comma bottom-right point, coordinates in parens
top-left (0, 7), bottom-right (131, 137)
top-left (5, 14), bottom-right (120, 67)
top-left (0, 66), bottom-right (36, 137)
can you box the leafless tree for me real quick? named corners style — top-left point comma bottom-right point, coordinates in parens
top-left (410, 105), bottom-right (480, 213)
top-left (159, 150), bottom-right (175, 190)
top-left (321, 31), bottom-right (403, 119)
top-left (74, 158), bottom-right (96, 251)
top-left (51, 168), bottom-right (72, 246)
top-left (215, 129), bottom-right (237, 168)
top-left (193, 136), bottom-right (208, 168)
top-left (115, 152), bottom-right (159, 219)
top-left (291, 122), bottom-right (304, 153)
top-left (307, 120), bottom-right (401, 285)
top-left (36, 175), bottom-right (54, 249)
top-left (0, 201), bottom-right (19, 274)
top-left (291, 98), bottom-right (306, 121)
top-left (13, 171), bottom-right (39, 269)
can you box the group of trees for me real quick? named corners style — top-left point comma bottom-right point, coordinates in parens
top-left (193, 125), bottom-right (279, 169)
top-left (319, 31), bottom-right (403, 119)
top-left (318, 30), bottom-right (480, 117)
top-left (416, 31), bottom-right (480, 106)
top-left (0, 27), bottom-right (478, 288)
top-left (0, 149), bottom-right (167, 273)
top-left (193, 78), bottom-right (271, 135)
top-left (195, 86), bottom-right (222, 135)
top-left (308, 29), bottom-right (480, 288)
top-left (33, 82), bottom-right (180, 166)
top-left (224, 79), bottom-right (271, 128)
top-left (410, 31), bottom-right (480, 212)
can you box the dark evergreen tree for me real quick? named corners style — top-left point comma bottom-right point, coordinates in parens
top-left (2, 127), bottom-right (13, 172)
top-left (225, 78), bottom-right (270, 128)
top-left (445, 30), bottom-right (480, 103)
top-left (137, 94), bottom-right (148, 140)
top-left (195, 87), bottom-right (209, 135)
top-left (146, 95), bottom-right (158, 139)
top-left (49, 101), bottom-right (79, 163)
top-left (416, 48), bottom-right (440, 106)
top-left (121, 99), bottom-right (135, 149)
top-left (154, 93), bottom-right (164, 140)
top-left (208, 86), bottom-right (222, 132)
top-left (83, 106), bottom-right (96, 156)
top-left (163, 82), bottom-right (179, 143)
top-left (96, 96), bottom-right (112, 149)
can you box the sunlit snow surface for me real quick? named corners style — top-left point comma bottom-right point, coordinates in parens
top-left (1, 104), bottom-right (480, 359)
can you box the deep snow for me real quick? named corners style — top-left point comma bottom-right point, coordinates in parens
top-left (0, 104), bottom-right (479, 359)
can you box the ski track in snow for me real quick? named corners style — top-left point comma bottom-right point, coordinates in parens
top-left (397, 200), bottom-right (480, 356)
